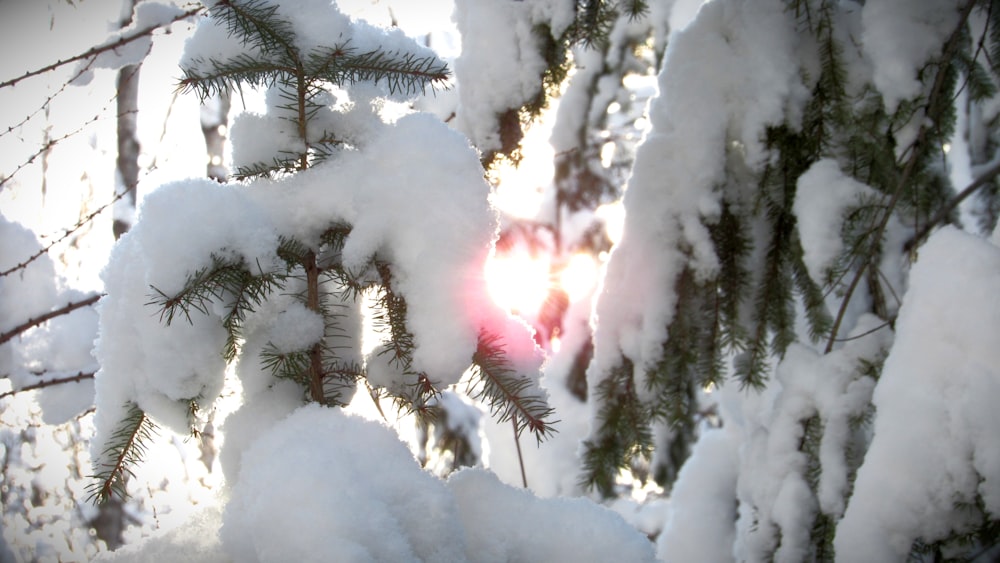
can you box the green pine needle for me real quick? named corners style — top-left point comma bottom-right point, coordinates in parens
top-left (87, 402), bottom-right (158, 504)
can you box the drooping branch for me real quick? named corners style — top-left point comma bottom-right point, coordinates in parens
top-left (87, 402), bottom-right (157, 505)
top-left (0, 294), bottom-right (102, 346)
top-left (825, 0), bottom-right (977, 353)
top-left (469, 330), bottom-right (556, 442)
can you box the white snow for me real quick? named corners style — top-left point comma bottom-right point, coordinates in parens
top-left (795, 159), bottom-right (878, 283)
top-left (835, 226), bottom-right (1000, 561)
top-left (589, 0), bottom-right (805, 397)
top-left (656, 427), bottom-right (740, 562)
top-left (99, 404), bottom-right (656, 562)
top-left (861, 0), bottom-right (964, 113)
top-left (452, 0), bottom-right (563, 153)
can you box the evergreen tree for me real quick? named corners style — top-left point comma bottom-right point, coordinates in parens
top-left (584, 0), bottom-right (1000, 558)
top-left (89, 0), bottom-right (555, 504)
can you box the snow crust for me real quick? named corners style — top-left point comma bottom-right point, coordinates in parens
top-left (835, 226), bottom-right (1000, 560)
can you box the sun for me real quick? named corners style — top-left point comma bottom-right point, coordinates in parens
top-left (484, 251), bottom-right (551, 315)
top-left (484, 250), bottom-right (600, 317)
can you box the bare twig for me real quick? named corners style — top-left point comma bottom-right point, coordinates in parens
top-left (512, 414), bottom-right (529, 488)
top-left (0, 186), bottom-right (134, 279)
top-left (0, 6), bottom-right (204, 90)
top-left (0, 293), bottom-right (102, 346)
top-left (0, 371), bottom-right (95, 400)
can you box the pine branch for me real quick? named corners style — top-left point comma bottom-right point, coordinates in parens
top-left (87, 402), bottom-right (158, 504)
top-left (826, 0), bottom-right (978, 352)
top-left (307, 45), bottom-right (450, 96)
top-left (209, 0), bottom-right (298, 61)
top-left (0, 293), bottom-right (101, 346)
top-left (904, 158), bottom-right (1000, 251)
top-left (179, 54), bottom-right (294, 100)
top-left (580, 359), bottom-right (653, 497)
top-left (0, 5), bottom-right (203, 90)
top-left (0, 371), bottom-right (95, 400)
top-left (469, 330), bottom-right (556, 442)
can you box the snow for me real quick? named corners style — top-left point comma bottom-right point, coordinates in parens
top-left (223, 404), bottom-right (468, 563)
top-left (0, 217), bottom-right (98, 425)
top-left (794, 159), bottom-right (877, 283)
top-left (590, 0), bottom-right (805, 394)
top-left (656, 427), bottom-right (739, 562)
top-left (98, 404), bottom-right (656, 562)
top-left (452, 0), bottom-right (562, 153)
top-left (861, 0), bottom-right (964, 113)
top-left (835, 226), bottom-right (1000, 560)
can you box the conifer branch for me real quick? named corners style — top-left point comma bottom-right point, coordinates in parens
top-left (87, 402), bottom-right (158, 504)
top-left (826, 0), bottom-right (977, 353)
top-left (904, 158), bottom-right (1000, 251)
top-left (0, 294), bottom-right (101, 346)
top-left (179, 54), bottom-right (296, 99)
top-left (209, 0), bottom-right (298, 60)
top-left (0, 6), bottom-right (204, 90)
top-left (307, 45), bottom-right (450, 96)
top-left (469, 330), bottom-right (556, 442)
top-left (0, 371), bottom-right (95, 400)
top-left (580, 359), bottom-right (653, 497)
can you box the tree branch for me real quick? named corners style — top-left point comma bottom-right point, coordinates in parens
top-left (0, 294), bottom-right (102, 346)
top-left (904, 158), bottom-right (1000, 251)
top-left (825, 0), bottom-right (977, 353)
top-left (0, 371), bottom-right (95, 400)
top-left (0, 6), bottom-right (204, 90)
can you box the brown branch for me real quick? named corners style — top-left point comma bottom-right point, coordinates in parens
top-left (904, 158), bottom-right (1000, 251)
top-left (0, 185), bottom-right (134, 279)
top-left (0, 6), bottom-right (204, 90)
top-left (0, 371), bottom-right (95, 400)
top-left (0, 293), bottom-right (102, 346)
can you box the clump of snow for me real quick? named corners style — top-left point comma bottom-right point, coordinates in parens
top-left (452, 0), bottom-right (566, 153)
top-left (656, 426), bottom-right (740, 562)
top-left (590, 0), bottom-right (805, 398)
top-left (729, 314), bottom-right (890, 562)
top-left (70, 1), bottom-right (189, 85)
top-left (222, 404), bottom-right (468, 562)
top-left (795, 159), bottom-right (875, 282)
top-left (835, 226), bottom-right (1000, 560)
top-left (102, 404), bottom-right (657, 562)
top-left (861, 0), bottom-right (964, 113)
top-left (449, 467), bottom-right (657, 562)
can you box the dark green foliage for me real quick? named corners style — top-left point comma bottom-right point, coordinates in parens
top-left (580, 360), bottom-right (654, 498)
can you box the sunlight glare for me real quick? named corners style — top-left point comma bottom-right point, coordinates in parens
top-left (559, 253), bottom-right (599, 302)
top-left (485, 252), bottom-right (551, 315)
